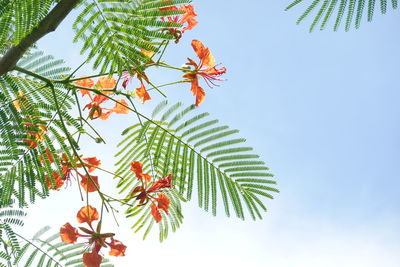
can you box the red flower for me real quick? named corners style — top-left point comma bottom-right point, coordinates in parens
top-left (108, 238), bottom-right (127, 256)
top-left (77, 205), bottom-right (99, 224)
top-left (60, 223), bottom-right (80, 243)
top-left (183, 40), bottom-right (226, 106)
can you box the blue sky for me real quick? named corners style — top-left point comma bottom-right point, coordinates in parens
top-left (21, 1), bottom-right (400, 266)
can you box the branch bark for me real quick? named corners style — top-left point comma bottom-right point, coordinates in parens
top-left (0, 0), bottom-right (80, 76)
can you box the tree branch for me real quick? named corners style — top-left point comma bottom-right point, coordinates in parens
top-left (0, 0), bottom-right (80, 76)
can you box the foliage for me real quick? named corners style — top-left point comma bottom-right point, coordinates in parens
top-left (285, 0), bottom-right (398, 31)
top-left (0, 0), bottom-right (280, 266)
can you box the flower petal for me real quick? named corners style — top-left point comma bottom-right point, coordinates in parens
top-left (190, 78), bottom-right (205, 107)
top-left (191, 40), bottom-right (215, 68)
top-left (108, 238), bottom-right (127, 257)
top-left (83, 157), bottom-right (101, 172)
top-left (80, 175), bottom-right (100, 193)
top-left (60, 223), bottom-right (80, 243)
top-left (82, 252), bottom-right (102, 267)
top-left (112, 99), bottom-right (130, 114)
top-left (75, 78), bottom-right (94, 88)
top-left (134, 82), bottom-right (151, 104)
top-left (157, 193), bottom-right (170, 214)
top-left (96, 76), bottom-right (116, 90)
top-left (77, 205), bottom-right (99, 224)
top-left (151, 204), bottom-right (162, 223)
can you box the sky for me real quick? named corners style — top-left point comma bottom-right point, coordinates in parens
top-left (18, 1), bottom-right (400, 266)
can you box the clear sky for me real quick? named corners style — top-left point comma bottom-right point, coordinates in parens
top-left (20, 1), bottom-right (400, 266)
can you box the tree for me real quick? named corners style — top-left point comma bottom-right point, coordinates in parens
top-left (0, 1), bottom-right (278, 266)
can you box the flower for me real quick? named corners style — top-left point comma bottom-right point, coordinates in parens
top-left (75, 78), bottom-right (95, 97)
top-left (108, 238), bottom-right (127, 256)
top-left (60, 206), bottom-right (127, 266)
top-left (80, 175), bottom-right (100, 193)
top-left (183, 40), bottom-right (226, 106)
top-left (77, 205), bottom-right (99, 224)
top-left (129, 162), bottom-right (173, 223)
top-left (81, 84), bottom-right (130, 120)
top-left (160, 2), bottom-right (198, 42)
top-left (60, 223), bottom-right (80, 243)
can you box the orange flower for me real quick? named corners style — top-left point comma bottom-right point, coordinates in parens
top-left (151, 204), bottom-right (162, 223)
top-left (95, 76), bottom-right (116, 90)
top-left (108, 238), bottom-right (127, 256)
top-left (75, 78), bottom-right (94, 97)
top-left (77, 205), bottom-right (99, 224)
top-left (60, 223), bottom-right (80, 243)
top-left (160, 2), bottom-right (198, 41)
top-left (83, 157), bottom-right (101, 172)
top-left (83, 252), bottom-right (102, 267)
top-left (135, 81), bottom-right (151, 104)
top-left (45, 171), bottom-right (64, 190)
top-left (80, 175), bottom-right (100, 193)
top-left (183, 40), bottom-right (226, 106)
top-left (60, 206), bottom-right (127, 266)
top-left (82, 90), bottom-right (129, 120)
top-left (130, 161), bottom-right (151, 182)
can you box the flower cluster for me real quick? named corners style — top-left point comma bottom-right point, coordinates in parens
top-left (41, 149), bottom-right (101, 192)
top-left (60, 205), bottom-right (127, 267)
top-left (75, 77), bottom-right (130, 120)
top-left (130, 161), bottom-right (173, 223)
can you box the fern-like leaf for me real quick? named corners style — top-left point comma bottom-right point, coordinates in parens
top-left (115, 101), bottom-right (278, 239)
top-left (285, 0), bottom-right (398, 31)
